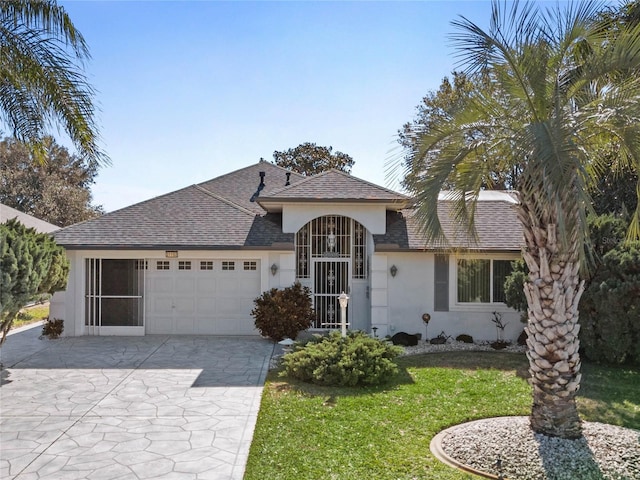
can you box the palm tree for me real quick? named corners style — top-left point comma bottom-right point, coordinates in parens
top-left (399, 1), bottom-right (640, 439)
top-left (0, 0), bottom-right (106, 164)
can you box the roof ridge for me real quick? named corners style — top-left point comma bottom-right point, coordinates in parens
top-left (197, 160), bottom-right (304, 188)
top-left (265, 169), bottom-right (331, 196)
top-left (264, 168), bottom-right (409, 199)
top-left (327, 168), bottom-right (409, 198)
top-left (193, 184), bottom-right (257, 216)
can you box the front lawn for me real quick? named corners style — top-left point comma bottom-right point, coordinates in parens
top-left (245, 351), bottom-right (639, 480)
top-left (11, 304), bottom-right (49, 330)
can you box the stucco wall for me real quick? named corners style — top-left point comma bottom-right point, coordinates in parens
top-left (381, 252), bottom-right (524, 342)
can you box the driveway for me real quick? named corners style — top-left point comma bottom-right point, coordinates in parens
top-left (0, 326), bottom-right (274, 480)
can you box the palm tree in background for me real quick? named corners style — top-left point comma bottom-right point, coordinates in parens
top-left (0, 0), bottom-right (106, 164)
top-left (397, 1), bottom-right (640, 438)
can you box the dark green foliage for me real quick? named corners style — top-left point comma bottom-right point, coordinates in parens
top-left (252, 283), bottom-right (315, 341)
top-left (0, 218), bottom-right (69, 344)
top-left (586, 214), bottom-right (628, 261)
top-left (456, 334), bottom-right (474, 343)
top-left (580, 244), bottom-right (640, 365)
top-left (282, 331), bottom-right (403, 386)
top-left (271, 142), bottom-right (354, 176)
top-left (0, 136), bottom-right (103, 226)
top-left (503, 259), bottom-right (528, 321)
top-left (42, 318), bottom-right (64, 338)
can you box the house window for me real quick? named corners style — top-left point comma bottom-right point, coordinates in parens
top-left (156, 261), bottom-right (170, 270)
top-left (222, 261), bottom-right (235, 271)
top-left (295, 215), bottom-right (367, 279)
top-left (178, 261), bottom-right (191, 270)
top-left (457, 259), bottom-right (513, 303)
top-left (243, 261), bottom-right (257, 271)
top-left (200, 261), bottom-right (213, 270)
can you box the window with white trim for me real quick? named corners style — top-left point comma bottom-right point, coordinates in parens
top-left (178, 261), bottom-right (191, 270)
top-left (457, 259), bottom-right (513, 303)
top-left (243, 261), bottom-right (257, 271)
top-left (156, 261), bottom-right (170, 270)
top-left (222, 261), bottom-right (235, 271)
top-left (200, 261), bottom-right (213, 270)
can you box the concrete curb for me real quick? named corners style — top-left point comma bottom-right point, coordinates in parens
top-left (430, 418), bottom-right (511, 480)
top-left (7, 320), bottom-right (44, 336)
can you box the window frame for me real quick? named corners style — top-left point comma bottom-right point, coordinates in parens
top-left (450, 254), bottom-right (520, 312)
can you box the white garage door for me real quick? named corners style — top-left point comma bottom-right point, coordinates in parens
top-left (145, 259), bottom-right (261, 335)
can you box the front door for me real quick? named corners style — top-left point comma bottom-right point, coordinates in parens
top-left (313, 259), bottom-right (350, 328)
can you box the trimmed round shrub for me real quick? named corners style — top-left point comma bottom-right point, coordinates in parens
top-left (251, 283), bottom-right (315, 342)
top-left (456, 334), bottom-right (474, 343)
top-left (281, 331), bottom-right (403, 386)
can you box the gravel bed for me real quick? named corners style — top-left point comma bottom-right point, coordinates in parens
top-left (400, 339), bottom-right (526, 356)
top-left (438, 416), bottom-right (640, 480)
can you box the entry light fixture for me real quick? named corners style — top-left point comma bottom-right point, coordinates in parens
top-left (390, 264), bottom-right (398, 277)
top-left (270, 263), bottom-right (278, 276)
top-left (165, 250), bottom-right (178, 258)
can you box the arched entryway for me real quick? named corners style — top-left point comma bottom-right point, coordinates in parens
top-left (295, 215), bottom-right (369, 330)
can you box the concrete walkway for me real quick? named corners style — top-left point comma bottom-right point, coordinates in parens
top-left (0, 326), bottom-right (274, 480)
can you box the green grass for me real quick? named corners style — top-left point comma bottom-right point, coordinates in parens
top-left (245, 352), bottom-right (640, 480)
top-left (11, 304), bottom-right (49, 329)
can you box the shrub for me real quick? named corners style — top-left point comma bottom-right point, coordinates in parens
top-left (503, 259), bottom-right (528, 322)
top-left (580, 244), bottom-right (640, 365)
top-left (281, 331), bottom-right (403, 386)
top-left (252, 283), bottom-right (315, 342)
top-left (42, 318), bottom-right (64, 339)
top-left (456, 334), bottom-right (473, 343)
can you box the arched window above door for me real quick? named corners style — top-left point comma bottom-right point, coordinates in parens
top-left (295, 215), bottom-right (367, 279)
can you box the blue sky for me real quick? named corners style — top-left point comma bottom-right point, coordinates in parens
top-left (60, 1), bottom-right (507, 212)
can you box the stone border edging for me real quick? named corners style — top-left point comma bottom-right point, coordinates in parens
top-left (430, 417), bottom-right (516, 480)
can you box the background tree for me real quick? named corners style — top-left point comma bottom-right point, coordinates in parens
top-left (0, 218), bottom-right (69, 344)
top-left (0, 137), bottom-right (103, 226)
top-left (271, 142), bottom-right (354, 176)
top-left (0, 0), bottom-right (106, 165)
top-left (397, 71), bottom-right (521, 191)
top-left (393, 1), bottom-right (640, 439)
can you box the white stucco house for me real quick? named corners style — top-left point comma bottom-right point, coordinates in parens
top-left (50, 161), bottom-right (525, 341)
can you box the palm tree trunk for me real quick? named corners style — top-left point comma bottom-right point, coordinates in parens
top-left (518, 205), bottom-right (585, 439)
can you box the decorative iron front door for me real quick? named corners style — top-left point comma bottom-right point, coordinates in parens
top-left (313, 260), bottom-right (350, 329)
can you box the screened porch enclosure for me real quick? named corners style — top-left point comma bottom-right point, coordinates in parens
top-left (85, 259), bottom-right (145, 331)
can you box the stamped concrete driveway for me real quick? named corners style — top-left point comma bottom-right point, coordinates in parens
top-left (0, 326), bottom-right (274, 480)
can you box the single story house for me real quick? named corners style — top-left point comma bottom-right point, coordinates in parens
top-left (51, 161), bottom-right (524, 341)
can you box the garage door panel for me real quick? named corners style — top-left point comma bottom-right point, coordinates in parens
top-left (174, 297), bottom-right (194, 315)
top-left (196, 278), bottom-right (216, 294)
top-left (175, 277), bottom-right (195, 294)
top-left (197, 298), bottom-right (216, 315)
top-left (146, 259), bottom-right (261, 335)
top-left (147, 315), bottom-right (173, 334)
top-left (149, 277), bottom-right (173, 294)
top-left (150, 297), bottom-right (173, 314)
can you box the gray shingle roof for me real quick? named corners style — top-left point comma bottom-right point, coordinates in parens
top-left (53, 184), bottom-right (292, 249)
top-left (53, 161), bottom-right (522, 252)
top-left (198, 161), bottom-right (305, 214)
top-left (374, 199), bottom-right (523, 251)
top-left (1, 204), bottom-right (60, 233)
top-left (258, 169), bottom-right (409, 203)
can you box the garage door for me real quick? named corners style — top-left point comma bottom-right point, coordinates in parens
top-left (145, 259), bottom-right (261, 335)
